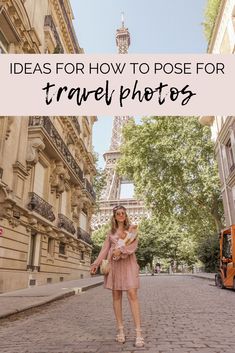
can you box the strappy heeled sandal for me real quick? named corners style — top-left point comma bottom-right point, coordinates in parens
top-left (135, 328), bottom-right (144, 348)
top-left (115, 326), bottom-right (125, 343)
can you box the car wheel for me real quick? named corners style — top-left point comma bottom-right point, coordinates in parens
top-left (215, 273), bottom-right (225, 289)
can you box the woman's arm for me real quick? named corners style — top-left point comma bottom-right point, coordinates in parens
top-left (119, 237), bottom-right (138, 255)
top-left (113, 225), bottom-right (138, 259)
top-left (90, 234), bottom-right (111, 274)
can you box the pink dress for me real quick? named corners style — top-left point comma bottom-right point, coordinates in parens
top-left (93, 232), bottom-right (140, 290)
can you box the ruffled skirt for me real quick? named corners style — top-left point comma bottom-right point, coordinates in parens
top-left (104, 253), bottom-right (140, 290)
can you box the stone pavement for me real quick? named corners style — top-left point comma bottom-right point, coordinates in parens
top-left (0, 273), bottom-right (215, 321)
top-left (151, 273), bottom-right (215, 281)
top-left (0, 274), bottom-right (234, 353)
top-left (0, 273), bottom-right (214, 320)
top-left (0, 276), bottom-right (104, 319)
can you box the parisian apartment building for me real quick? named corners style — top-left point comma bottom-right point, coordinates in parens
top-left (0, 0), bottom-right (97, 292)
top-left (200, 0), bottom-right (235, 226)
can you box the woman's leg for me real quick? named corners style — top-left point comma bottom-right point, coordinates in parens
top-left (112, 290), bottom-right (125, 342)
top-left (112, 290), bottom-right (123, 327)
top-left (127, 288), bottom-right (141, 329)
top-left (127, 288), bottom-right (144, 347)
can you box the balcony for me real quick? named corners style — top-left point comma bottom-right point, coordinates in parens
top-left (29, 117), bottom-right (96, 201)
top-left (230, 164), bottom-right (235, 173)
top-left (28, 117), bottom-right (84, 184)
top-left (58, 213), bottom-right (76, 235)
top-left (77, 227), bottom-right (92, 245)
top-left (44, 15), bottom-right (64, 53)
top-left (85, 178), bottom-right (96, 200)
top-left (27, 192), bottom-right (55, 222)
top-left (71, 117), bottom-right (81, 135)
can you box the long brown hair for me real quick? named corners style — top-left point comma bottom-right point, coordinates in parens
top-left (111, 205), bottom-right (130, 234)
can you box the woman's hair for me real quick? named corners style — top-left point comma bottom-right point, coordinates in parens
top-left (110, 205), bottom-right (130, 234)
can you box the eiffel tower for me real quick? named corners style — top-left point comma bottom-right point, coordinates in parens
top-left (92, 14), bottom-right (147, 229)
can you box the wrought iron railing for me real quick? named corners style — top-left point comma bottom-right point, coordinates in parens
top-left (44, 15), bottom-right (64, 53)
top-left (85, 178), bottom-right (96, 200)
top-left (58, 213), bottom-right (76, 235)
top-left (28, 117), bottom-right (84, 183)
top-left (77, 227), bottom-right (92, 245)
top-left (27, 192), bottom-right (55, 222)
top-left (230, 164), bottom-right (235, 173)
top-left (71, 117), bottom-right (81, 135)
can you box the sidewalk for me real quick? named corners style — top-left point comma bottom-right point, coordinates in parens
top-left (0, 275), bottom-right (104, 320)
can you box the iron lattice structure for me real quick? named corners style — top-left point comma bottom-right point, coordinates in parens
top-left (92, 15), bottom-right (148, 229)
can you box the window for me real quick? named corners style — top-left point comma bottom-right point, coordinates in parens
top-left (232, 6), bottom-right (235, 32)
top-left (28, 230), bottom-right (37, 267)
top-left (47, 237), bottom-right (54, 256)
top-left (222, 234), bottom-right (232, 259)
top-left (33, 162), bottom-right (47, 198)
top-left (81, 251), bottom-right (85, 261)
top-left (59, 242), bottom-right (66, 255)
top-left (80, 211), bottom-right (87, 231)
top-left (0, 30), bottom-right (9, 53)
top-left (60, 191), bottom-right (68, 215)
top-left (226, 139), bottom-right (235, 172)
top-left (27, 230), bottom-right (41, 271)
top-left (0, 46), bottom-right (6, 54)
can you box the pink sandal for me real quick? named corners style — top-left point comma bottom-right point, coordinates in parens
top-left (135, 329), bottom-right (144, 348)
top-left (116, 326), bottom-right (125, 343)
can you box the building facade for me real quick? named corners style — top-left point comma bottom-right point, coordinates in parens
top-left (0, 0), bottom-right (97, 292)
top-left (200, 0), bottom-right (235, 227)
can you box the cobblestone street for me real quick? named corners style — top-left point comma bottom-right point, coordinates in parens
top-left (0, 276), bottom-right (235, 353)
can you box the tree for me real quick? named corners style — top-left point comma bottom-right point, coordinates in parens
top-left (92, 151), bottom-right (106, 205)
top-left (137, 218), bottom-right (197, 271)
top-left (196, 232), bottom-right (220, 272)
top-left (118, 117), bottom-right (224, 271)
top-left (118, 117), bottom-right (223, 234)
top-left (203, 0), bottom-right (222, 42)
top-left (136, 219), bottom-right (159, 269)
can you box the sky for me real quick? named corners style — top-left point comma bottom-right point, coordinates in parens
top-left (70, 0), bottom-right (208, 168)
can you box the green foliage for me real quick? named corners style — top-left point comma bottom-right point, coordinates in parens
top-left (196, 233), bottom-right (220, 272)
top-left (118, 116), bottom-right (223, 270)
top-left (137, 218), bottom-right (197, 270)
top-left (92, 151), bottom-right (106, 205)
top-left (136, 219), bottom-right (159, 269)
top-left (118, 117), bottom-right (222, 232)
top-left (203, 0), bottom-right (222, 42)
top-left (91, 223), bottom-right (110, 262)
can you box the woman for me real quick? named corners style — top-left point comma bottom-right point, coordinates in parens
top-left (90, 205), bottom-right (144, 348)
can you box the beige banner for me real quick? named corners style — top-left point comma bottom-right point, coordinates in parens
top-left (0, 54), bottom-right (234, 115)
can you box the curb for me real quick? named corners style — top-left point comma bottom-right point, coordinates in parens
top-left (0, 291), bottom-right (75, 320)
top-left (0, 280), bottom-right (103, 320)
top-left (190, 274), bottom-right (215, 282)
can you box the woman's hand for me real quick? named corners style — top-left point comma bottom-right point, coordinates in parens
top-left (113, 248), bottom-right (121, 258)
top-left (129, 224), bottom-right (138, 232)
top-left (90, 265), bottom-right (98, 275)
